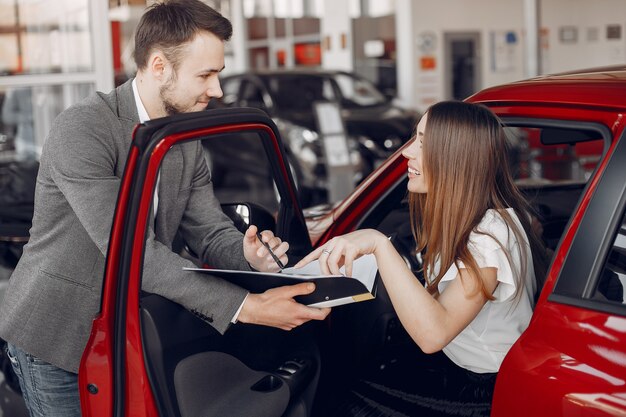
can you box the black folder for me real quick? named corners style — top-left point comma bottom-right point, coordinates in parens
top-left (184, 254), bottom-right (378, 308)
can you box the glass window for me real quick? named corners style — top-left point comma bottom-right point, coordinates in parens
top-left (221, 77), bottom-right (241, 106)
top-left (357, 121), bottom-right (608, 279)
top-left (504, 126), bottom-right (604, 183)
top-left (243, 0), bottom-right (272, 17)
top-left (239, 81), bottom-right (267, 110)
top-left (333, 73), bottom-right (387, 107)
top-left (501, 124), bottom-right (605, 254)
top-left (0, 0), bottom-right (92, 75)
top-left (273, 0), bottom-right (323, 17)
top-left (264, 75), bottom-right (335, 111)
top-left (594, 211), bottom-right (626, 304)
top-left (201, 132), bottom-right (280, 215)
top-left (0, 84), bottom-right (94, 161)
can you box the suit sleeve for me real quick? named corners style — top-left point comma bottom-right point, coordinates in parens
top-left (46, 103), bottom-right (247, 333)
top-left (177, 142), bottom-right (253, 271)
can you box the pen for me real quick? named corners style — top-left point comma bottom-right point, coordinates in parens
top-left (256, 231), bottom-right (285, 270)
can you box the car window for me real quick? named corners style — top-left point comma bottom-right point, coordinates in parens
top-left (265, 75), bottom-right (335, 111)
top-left (201, 131), bottom-right (280, 215)
top-left (221, 77), bottom-right (241, 106)
top-left (593, 209), bottom-right (626, 304)
top-left (240, 81), bottom-right (268, 110)
top-left (503, 126), bottom-right (603, 183)
top-left (356, 120), bottom-right (609, 287)
top-left (333, 73), bottom-right (387, 107)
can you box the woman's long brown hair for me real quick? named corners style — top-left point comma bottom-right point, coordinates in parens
top-left (409, 101), bottom-right (547, 300)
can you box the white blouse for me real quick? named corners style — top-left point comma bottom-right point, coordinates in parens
top-left (431, 208), bottom-right (536, 374)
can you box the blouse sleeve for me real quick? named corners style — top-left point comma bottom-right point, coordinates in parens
top-left (439, 232), bottom-right (518, 303)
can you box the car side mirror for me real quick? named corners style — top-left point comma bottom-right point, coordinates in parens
top-left (221, 203), bottom-right (277, 234)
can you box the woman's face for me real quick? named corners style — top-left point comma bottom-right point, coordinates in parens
top-left (402, 113), bottom-right (428, 193)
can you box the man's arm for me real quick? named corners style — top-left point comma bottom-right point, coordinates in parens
top-left (177, 141), bottom-right (250, 271)
top-left (46, 103), bottom-right (247, 333)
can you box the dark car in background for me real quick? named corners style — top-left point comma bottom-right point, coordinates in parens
top-left (209, 69), bottom-right (419, 205)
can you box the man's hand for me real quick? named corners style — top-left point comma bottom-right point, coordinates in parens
top-left (243, 225), bottom-right (289, 272)
top-left (237, 282), bottom-right (331, 330)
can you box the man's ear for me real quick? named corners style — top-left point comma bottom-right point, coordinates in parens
top-left (148, 52), bottom-right (167, 80)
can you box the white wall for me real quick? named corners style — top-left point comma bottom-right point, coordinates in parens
top-left (321, 0), bottom-right (353, 70)
top-left (411, 0), bottom-right (526, 112)
top-left (408, 0), bottom-right (626, 112)
top-left (540, 0), bottom-right (626, 74)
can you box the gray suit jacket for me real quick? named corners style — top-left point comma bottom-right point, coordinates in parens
top-left (0, 79), bottom-right (250, 373)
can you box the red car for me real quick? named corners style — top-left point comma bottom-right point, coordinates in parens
top-left (78, 66), bottom-right (626, 417)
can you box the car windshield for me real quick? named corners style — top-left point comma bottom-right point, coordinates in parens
top-left (332, 73), bottom-right (387, 107)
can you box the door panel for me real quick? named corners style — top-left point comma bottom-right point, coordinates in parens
top-left (492, 126), bottom-right (626, 417)
top-left (80, 108), bottom-right (315, 417)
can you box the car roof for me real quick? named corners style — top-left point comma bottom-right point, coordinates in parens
top-left (469, 66), bottom-right (626, 110)
top-left (224, 69), bottom-right (352, 78)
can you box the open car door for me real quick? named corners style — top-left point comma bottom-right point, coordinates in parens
top-left (77, 108), bottom-right (317, 417)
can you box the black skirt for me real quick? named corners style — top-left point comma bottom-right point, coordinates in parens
top-left (328, 349), bottom-right (497, 417)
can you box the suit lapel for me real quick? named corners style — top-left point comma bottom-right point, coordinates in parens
top-left (112, 80), bottom-right (141, 173)
top-left (155, 144), bottom-right (184, 243)
top-left (113, 79), bottom-right (175, 241)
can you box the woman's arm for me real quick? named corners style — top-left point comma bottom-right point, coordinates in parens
top-left (374, 236), bottom-right (498, 352)
top-left (296, 229), bottom-right (499, 353)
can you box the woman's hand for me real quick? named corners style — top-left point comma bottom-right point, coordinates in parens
top-left (294, 229), bottom-right (387, 276)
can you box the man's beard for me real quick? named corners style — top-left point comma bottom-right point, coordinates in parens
top-left (159, 80), bottom-right (185, 116)
top-left (159, 71), bottom-right (198, 116)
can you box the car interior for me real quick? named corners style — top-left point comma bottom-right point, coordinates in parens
top-left (136, 123), bottom-right (321, 417)
top-left (304, 120), bottom-right (612, 413)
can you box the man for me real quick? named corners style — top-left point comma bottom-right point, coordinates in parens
top-left (0, 1), bottom-right (330, 416)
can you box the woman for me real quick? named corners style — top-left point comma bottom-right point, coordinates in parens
top-left (296, 101), bottom-right (547, 416)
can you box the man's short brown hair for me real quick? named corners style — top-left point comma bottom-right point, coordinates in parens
top-left (133, 0), bottom-right (232, 71)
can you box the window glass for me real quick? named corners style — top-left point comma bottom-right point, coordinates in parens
top-left (0, 84), bottom-right (94, 161)
top-left (594, 211), bottom-right (626, 304)
top-left (221, 77), bottom-right (241, 106)
top-left (201, 131), bottom-right (280, 215)
top-left (240, 81), bottom-right (267, 110)
top-left (503, 126), bottom-right (604, 183)
top-left (265, 75), bottom-right (335, 110)
top-left (273, 0), bottom-right (323, 17)
top-left (0, 0), bottom-right (92, 75)
top-left (333, 73), bottom-right (387, 107)
top-left (359, 122), bottom-right (607, 282)
top-left (243, 0), bottom-right (272, 17)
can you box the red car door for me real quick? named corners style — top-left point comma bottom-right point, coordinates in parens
top-left (76, 108), bottom-right (314, 417)
top-left (492, 122), bottom-right (626, 416)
